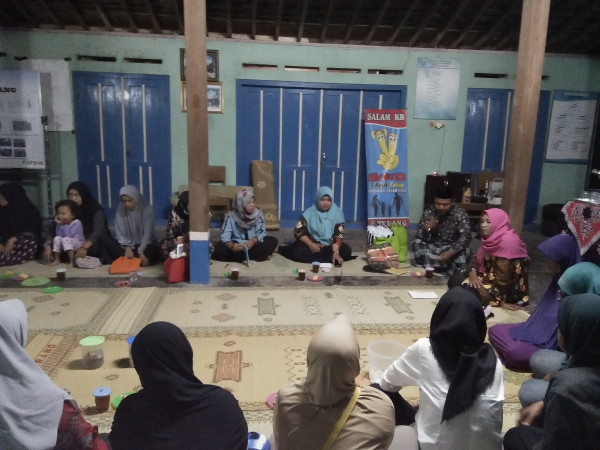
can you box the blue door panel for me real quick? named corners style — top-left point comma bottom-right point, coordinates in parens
top-left (461, 88), bottom-right (549, 224)
top-left (237, 80), bottom-right (406, 225)
top-left (73, 72), bottom-right (171, 221)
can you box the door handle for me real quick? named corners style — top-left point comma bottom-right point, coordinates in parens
top-left (322, 152), bottom-right (326, 163)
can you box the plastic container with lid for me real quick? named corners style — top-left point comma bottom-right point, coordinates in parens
top-left (80, 336), bottom-right (105, 369)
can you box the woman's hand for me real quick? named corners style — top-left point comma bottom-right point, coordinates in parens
top-left (517, 401), bottom-right (544, 426)
top-left (76, 242), bottom-right (92, 259)
top-left (3, 237), bottom-right (17, 257)
top-left (124, 247), bottom-right (136, 259)
top-left (228, 242), bottom-right (245, 252)
top-left (244, 238), bottom-right (257, 250)
top-left (332, 252), bottom-right (344, 266)
top-left (43, 244), bottom-right (53, 262)
top-left (467, 271), bottom-right (483, 289)
top-left (306, 241), bottom-right (322, 253)
top-left (140, 254), bottom-right (150, 267)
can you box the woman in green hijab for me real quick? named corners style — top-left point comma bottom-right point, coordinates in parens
top-left (504, 293), bottom-right (600, 449)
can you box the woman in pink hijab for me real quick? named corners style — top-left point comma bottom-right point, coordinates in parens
top-left (464, 208), bottom-right (530, 308)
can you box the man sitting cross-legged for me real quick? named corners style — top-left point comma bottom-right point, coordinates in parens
top-left (409, 187), bottom-right (472, 276)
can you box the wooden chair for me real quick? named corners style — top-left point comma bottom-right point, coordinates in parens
top-left (208, 165), bottom-right (231, 217)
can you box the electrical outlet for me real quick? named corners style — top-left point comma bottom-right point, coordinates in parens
top-left (430, 120), bottom-right (444, 129)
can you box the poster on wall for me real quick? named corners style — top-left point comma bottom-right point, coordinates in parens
top-left (20, 59), bottom-right (74, 131)
top-left (0, 70), bottom-right (45, 169)
top-left (414, 57), bottom-right (460, 120)
top-left (545, 90), bottom-right (599, 163)
top-left (364, 109), bottom-right (409, 226)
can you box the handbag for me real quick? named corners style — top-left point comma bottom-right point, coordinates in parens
top-left (109, 256), bottom-right (141, 274)
top-left (164, 256), bottom-right (190, 283)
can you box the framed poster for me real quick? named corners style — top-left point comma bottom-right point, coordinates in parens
top-left (546, 90), bottom-right (599, 163)
top-left (207, 82), bottom-right (224, 113)
top-left (0, 70), bottom-right (45, 169)
top-left (180, 82), bottom-right (224, 113)
top-left (180, 49), bottom-right (219, 82)
top-left (414, 58), bottom-right (461, 120)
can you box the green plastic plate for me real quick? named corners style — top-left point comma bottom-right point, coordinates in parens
top-left (21, 277), bottom-right (51, 287)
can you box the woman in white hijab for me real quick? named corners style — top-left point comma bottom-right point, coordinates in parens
top-left (272, 314), bottom-right (395, 450)
top-left (115, 185), bottom-right (160, 266)
top-left (0, 299), bottom-right (106, 449)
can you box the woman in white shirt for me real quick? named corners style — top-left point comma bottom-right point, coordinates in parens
top-left (379, 286), bottom-right (504, 450)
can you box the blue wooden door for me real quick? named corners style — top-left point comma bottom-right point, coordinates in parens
top-left (461, 88), bottom-right (550, 224)
top-left (72, 72), bottom-right (171, 221)
top-left (236, 80), bottom-right (405, 226)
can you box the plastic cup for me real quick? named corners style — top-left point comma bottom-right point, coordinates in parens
top-left (56, 268), bottom-right (66, 281)
top-left (93, 387), bottom-right (111, 413)
top-left (230, 267), bottom-right (239, 280)
top-left (426, 267), bottom-right (434, 278)
top-left (366, 339), bottom-right (407, 383)
top-left (126, 335), bottom-right (136, 367)
top-left (312, 261), bottom-right (320, 273)
top-left (297, 269), bottom-right (306, 281)
top-left (129, 271), bottom-right (138, 281)
top-left (80, 336), bottom-right (105, 369)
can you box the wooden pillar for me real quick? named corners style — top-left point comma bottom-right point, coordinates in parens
top-left (184, 0), bottom-right (210, 283)
top-left (502, 0), bottom-right (550, 234)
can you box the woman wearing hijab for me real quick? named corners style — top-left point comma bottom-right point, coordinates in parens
top-left (378, 286), bottom-right (504, 450)
top-left (278, 186), bottom-right (352, 265)
top-left (42, 181), bottom-right (121, 265)
top-left (0, 182), bottom-right (42, 266)
top-left (272, 314), bottom-right (395, 450)
top-left (110, 321), bottom-right (247, 450)
top-left (518, 261), bottom-right (600, 407)
top-left (504, 293), bottom-right (600, 450)
top-left (0, 299), bottom-right (107, 449)
top-left (451, 208), bottom-right (530, 308)
top-left (115, 185), bottom-right (160, 266)
top-left (160, 190), bottom-right (190, 259)
top-left (488, 234), bottom-right (581, 371)
top-left (212, 188), bottom-right (278, 262)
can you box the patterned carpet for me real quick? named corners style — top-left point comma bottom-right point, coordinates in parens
top-left (3, 284), bottom-right (532, 437)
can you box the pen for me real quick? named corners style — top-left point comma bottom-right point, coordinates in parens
top-left (224, 263), bottom-right (229, 269)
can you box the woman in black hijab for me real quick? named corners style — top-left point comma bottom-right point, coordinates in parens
top-left (378, 286), bottom-right (504, 449)
top-left (43, 181), bottom-right (121, 264)
top-left (0, 182), bottom-right (42, 266)
top-left (160, 191), bottom-right (190, 259)
top-left (110, 321), bottom-right (248, 450)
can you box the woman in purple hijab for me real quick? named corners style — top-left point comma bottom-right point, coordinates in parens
top-left (488, 234), bottom-right (581, 372)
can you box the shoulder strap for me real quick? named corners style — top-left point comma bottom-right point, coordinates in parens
top-left (321, 387), bottom-right (361, 450)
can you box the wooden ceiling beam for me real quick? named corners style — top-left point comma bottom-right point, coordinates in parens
top-left (343, 0), bottom-right (364, 43)
top-left (450, 0), bottom-right (494, 48)
top-left (296, 0), bottom-right (309, 43)
top-left (64, 0), bottom-right (90, 30)
top-left (40, 0), bottom-right (64, 28)
top-left (91, 0), bottom-right (113, 31)
top-left (143, 0), bottom-right (160, 33)
top-left (385, 0), bottom-right (419, 45)
top-left (225, 0), bottom-right (232, 38)
top-left (363, 0), bottom-right (391, 45)
top-left (251, 0), bottom-right (257, 39)
top-left (119, 0), bottom-right (138, 32)
top-left (410, 0), bottom-right (443, 47)
top-left (274, 0), bottom-right (283, 41)
top-left (319, 0), bottom-right (335, 43)
top-left (431, 0), bottom-right (468, 48)
top-left (8, 0), bottom-right (37, 28)
top-left (472, 4), bottom-right (516, 49)
top-left (171, 0), bottom-right (184, 34)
